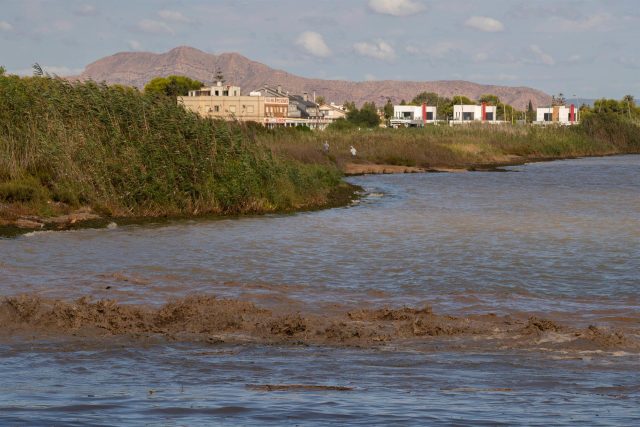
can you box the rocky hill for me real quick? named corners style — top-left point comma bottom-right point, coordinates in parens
top-left (77, 46), bottom-right (550, 107)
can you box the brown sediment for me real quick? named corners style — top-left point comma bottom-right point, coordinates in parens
top-left (0, 294), bottom-right (638, 353)
top-left (343, 163), bottom-right (427, 175)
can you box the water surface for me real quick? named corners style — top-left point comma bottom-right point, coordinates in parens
top-left (1, 155), bottom-right (639, 425)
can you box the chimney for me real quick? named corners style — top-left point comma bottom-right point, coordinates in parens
top-left (313, 91), bottom-right (316, 103)
top-left (303, 92), bottom-right (308, 102)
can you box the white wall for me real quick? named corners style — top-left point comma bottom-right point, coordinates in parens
top-left (536, 106), bottom-right (577, 124)
top-left (393, 105), bottom-right (437, 121)
top-left (453, 105), bottom-right (497, 121)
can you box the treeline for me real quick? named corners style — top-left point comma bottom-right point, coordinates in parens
top-left (0, 72), bottom-right (344, 220)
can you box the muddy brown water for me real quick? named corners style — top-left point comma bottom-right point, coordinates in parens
top-left (1, 155), bottom-right (639, 425)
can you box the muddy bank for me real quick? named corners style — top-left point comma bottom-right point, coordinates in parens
top-left (0, 182), bottom-right (361, 238)
top-left (1, 294), bottom-right (637, 353)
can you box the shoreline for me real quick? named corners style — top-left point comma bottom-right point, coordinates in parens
top-left (2, 152), bottom-right (637, 237)
top-left (0, 181), bottom-right (360, 238)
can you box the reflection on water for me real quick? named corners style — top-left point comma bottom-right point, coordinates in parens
top-left (1, 155), bottom-right (639, 424)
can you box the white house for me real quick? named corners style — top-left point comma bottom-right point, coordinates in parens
top-left (535, 105), bottom-right (578, 125)
top-left (390, 104), bottom-right (437, 127)
top-left (452, 103), bottom-right (497, 123)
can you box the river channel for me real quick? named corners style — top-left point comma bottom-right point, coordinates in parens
top-left (1, 155), bottom-right (639, 425)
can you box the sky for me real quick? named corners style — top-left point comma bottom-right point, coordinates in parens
top-left (1, 0), bottom-right (639, 99)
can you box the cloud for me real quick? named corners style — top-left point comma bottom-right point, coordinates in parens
top-left (354, 40), bottom-right (395, 61)
top-left (548, 13), bottom-right (612, 32)
top-left (136, 19), bottom-right (174, 35)
top-left (128, 40), bottom-right (143, 51)
top-left (368, 0), bottom-right (425, 17)
top-left (465, 16), bottom-right (504, 32)
top-left (474, 52), bottom-right (489, 62)
top-left (617, 56), bottom-right (640, 70)
top-left (530, 44), bottom-right (555, 65)
top-left (75, 4), bottom-right (98, 16)
top-left (158, 10), bottom-right (190, 23)
top-left (0, 21), bottom-right (13, 31)
top-left (295, 31), bottom-right (332, 57)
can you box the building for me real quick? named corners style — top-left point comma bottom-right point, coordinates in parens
top-left (319, 103), bottom-right (347, 123)
top-left (177, 81), bottom-right (289, 124)
top-left (535, 105), bottom-right (578, 125)
top-left (390, 104), bottom-right (437, 127)
top-left (452, 103), bottom-right (497, 123)
top-left (255, 85), bottom-right (321, 119)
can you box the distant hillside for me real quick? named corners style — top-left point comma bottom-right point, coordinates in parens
top-left (77, 46), bottom-right (551, 107)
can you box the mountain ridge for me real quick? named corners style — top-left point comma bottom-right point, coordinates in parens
top-left (77, 46), bottom-right (551, 108)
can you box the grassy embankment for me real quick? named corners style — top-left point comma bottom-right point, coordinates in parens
top-left (260, 114), bottom-right (640, 172)
top-left (0, 75), bottom-right (347, 231)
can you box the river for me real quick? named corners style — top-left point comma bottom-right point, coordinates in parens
top-left (1, 155), bottom-right (639, 425)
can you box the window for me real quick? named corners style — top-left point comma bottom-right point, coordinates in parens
top-left (214, 91), bottom-right (219, 96)
top-left (463, 112), bottom-right (474, 120)
top-left (543, 113), bottom-right (552, 121)
top-left (485, 112), bottom-right (494, 120)
top-left (426, 112), bottom-right (433, 120)
top-left (214, 105), bottom-right (220, 112)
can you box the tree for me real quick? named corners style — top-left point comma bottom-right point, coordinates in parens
top-left (552, 93), bottom-right (566, 106)
top-left (346, 102), bottom-right (381, 128)
top-left (410, 91), bottom-right (439, 106)
top-left (0, 65), bottom-right (5, 76)
top-left (623, 95), bottom-right (635, 119)
top-left (451, 95), bottom-right (474, 105)
top-left (214, 67), bottom-right (225, 84)
top-left (144, 75), bottom-right (203, 97)
top-left (478, 94), bottom-right (500, 105)
top-left (399, 99), bottom-right (407, 105)
top-left (343, 101), bottom-right (356, 112)
top-left (526, 100), bottom-right (535, 122)
top-left (315, 95), bottom-right (326, 106)
top-left (383, 98), bottom-right (394, 121)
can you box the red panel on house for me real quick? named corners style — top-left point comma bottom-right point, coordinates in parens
top-left (481, 102), bottom-right (487, 121)
top-left (570, 104), bottom-right (575, 122)
top-left (422, 103), bottom-right (427, 124)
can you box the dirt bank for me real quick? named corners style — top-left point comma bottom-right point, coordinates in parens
top-left (1, 294), bottom-right (637, 353)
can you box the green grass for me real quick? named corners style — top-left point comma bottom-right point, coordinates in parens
top-left (0, 75), bottom-right (343, 220)
top-left (259, 114), bottom-right (640, 169)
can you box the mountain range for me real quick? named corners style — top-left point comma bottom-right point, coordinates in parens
top-left (77, 46), bottom-right (551, 108)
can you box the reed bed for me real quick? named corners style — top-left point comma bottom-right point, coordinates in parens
top-left (260, 115), bottom-right (640, 169)
top-left (0, 75), bottom-right (342, 219)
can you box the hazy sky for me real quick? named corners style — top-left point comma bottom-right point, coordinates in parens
top-left (1, 0), bottom-right (639, 99)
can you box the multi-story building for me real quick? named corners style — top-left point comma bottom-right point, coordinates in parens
top-left (390, 104), bottom-right (437, 127)
top-left (177, 81), bottom-right (289, 124)
top-left (452, 103), bottom-right (497, 123)
top-left (255, 85), bottom-right (321, 119)
top-left (535, 105), bottom-right (578, 125)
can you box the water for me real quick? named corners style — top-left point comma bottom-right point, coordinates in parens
top-left (1, 155), bottom-right (639, 425)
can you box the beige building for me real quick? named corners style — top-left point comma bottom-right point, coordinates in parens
top-left (178, 82), bottom-right (289, 123)
top-left (319, 103), bottom-right (347, 122)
